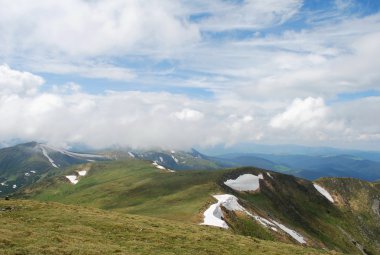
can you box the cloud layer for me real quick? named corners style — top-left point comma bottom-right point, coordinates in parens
top-left (0, 0), bottom-right (379, 150)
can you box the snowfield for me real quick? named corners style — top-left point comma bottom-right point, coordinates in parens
top-left (272, 220), bottom-right (306, 244)
top-left (152, 161), bottom-right (175, 172)
top-left (224, 174), bottom-right (264, 191)
top-left (171, 155), bottom-right (179, 163)
top-left (201, 193), bottom-right (307, 244)
top-left (66, 175), bottom-right (79, 185)
top-left (77, 170), bottom-right (87, 176)
top-left (201, 194), bottom-right (244, 229)
top-left (313, 184), bottom-right (334, 203)
top-left (40, 146), bottom-right (58, 168)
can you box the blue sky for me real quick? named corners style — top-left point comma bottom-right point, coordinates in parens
top-left (0, 0), bottom-right (380, 150)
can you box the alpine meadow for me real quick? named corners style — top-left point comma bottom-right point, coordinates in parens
top-left (0, 1), bottom-right (380, 254)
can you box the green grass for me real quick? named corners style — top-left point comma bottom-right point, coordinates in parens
top-left (19, 160), bottom-right (380, 254)
top-left (25, 160), bottom-right (223, 223)
top-left (0, 199), bottom-right (332, 255)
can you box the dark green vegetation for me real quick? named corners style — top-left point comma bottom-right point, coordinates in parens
top-left (0, 200), bottom-right (331, 255)
top-left (17, 159), bottom-right (380, 254)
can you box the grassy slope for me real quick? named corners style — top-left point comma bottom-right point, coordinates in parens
top-left (19, 160), bottom-right (379, 254)
top-left (0, 200), bottom-right (330, 255)
top-left (317, 178), bottom-right (380, 254)
top-left (22, 160), bottom-right (223, 222)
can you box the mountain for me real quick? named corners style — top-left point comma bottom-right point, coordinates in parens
top-left (200, 143), bottom-right (380, 162)
top-left (213, 153), bottom-right (380, 181)
top-left (18, 159), bottom-right (380, 254)
top-left (105, 148), bottom-right (222, 170)
top-left (0, 142), bottom-right (109, 195)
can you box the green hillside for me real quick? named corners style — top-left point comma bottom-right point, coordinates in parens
top-left (21, 160), bottom-right (222, 222)
top-left (17, 159), bottom-right (380, 254)
top-left (0, 199), bottom-right (329, 255)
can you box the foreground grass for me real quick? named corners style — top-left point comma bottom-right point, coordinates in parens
top-left (0, 200), bottom-right (332, 255)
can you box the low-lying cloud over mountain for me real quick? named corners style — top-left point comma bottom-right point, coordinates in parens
top-left (0, 0), bottom-right (379, 150)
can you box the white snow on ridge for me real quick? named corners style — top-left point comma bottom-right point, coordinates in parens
top-left (41, 144), bottom-right (106, 161)
top-left (152, 161), bottom-right (165, 170)
top-left (313, 184), bottom-right (334, 203)
top-left (272, 220), bottom-right (306, 244)
top-left (40, 146), bottom-right (58, 168)
top-left (224, 174), bottom-right (264, 191)
top-left (128, 152), bottom-right (135, 158)
top-left (77, 170), bottom-right (87, 176)
top-left (171, 155), bottom-right (179, 163)
top-left (201, 193), bottom-right (307, 244)
top-left (66, 175), bottom-right (78, 185)
top-left (201, 194), bottom-right (245, 229)
top-left (266, 172), bottom-right (273, 179)
top-left (152, 161), bottom-right (174, 172)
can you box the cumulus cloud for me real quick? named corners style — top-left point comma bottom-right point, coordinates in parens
top-left (0, 0), bottom-right (200, 58)
top-left (0, 1), bottom-right (380, 151)
top-left (0, 64), bottom-right (44, 95)
top-left (270, 97), bottom-right (328, 129)
top-left (0, 65), bottom-right (379, 150)
top-left (173, 108), bottom-right (204, 121)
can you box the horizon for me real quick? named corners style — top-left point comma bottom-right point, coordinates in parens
top-left (1, 0), bottom-right (380, 150)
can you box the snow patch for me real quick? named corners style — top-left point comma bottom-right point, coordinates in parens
top-left (12, 184), bottom-right (17, 189)
top-left (171, 155), bottom-right (179, 163)
top-left (224, 174), bottom-right (263, 192)
top-left (267, 172), bottom-right (273, 179)
top-left (159, 156), bottom-right (164, 162)
top-left (201, 194), bottom-right (245, 229)
top-left (201, 193), bottom-right (307, 244)
top-left (152, 161), bottom-right (166, 170)
top-left (30, 170), bottom-right (36, 174)
top-left (170, 150), bottom-right (175, 154)
top-left (77, 170), bottom-right (87, 176)
top-left (272, 220), bottom-right (306, 244)
top-left (25, 172), bottom-right (30, 176)
top-left (40, 146), bottom-right (58, 168)
top-left (41, 144), bottom-right (106, 161)
top-left (152, 161), bottom-right (174, 172)
top-left (66, 175), bottom-right (79, 185)
top-left (313, 184), bottom-right (334, 203)
top-left (128, 152), bottom-right (135, 158)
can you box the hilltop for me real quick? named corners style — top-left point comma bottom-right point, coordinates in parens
top-left (17, 159), bottom-right (380, 254)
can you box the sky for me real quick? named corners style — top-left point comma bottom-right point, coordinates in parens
top-left (0, 0), bottom-right (380, 150)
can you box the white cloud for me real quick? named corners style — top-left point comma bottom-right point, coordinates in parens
top-left (189, 0), bottom-right (303, 30)
top-left (0, 0), bottom-right (200, 58)
top-left (0, 64), bottom-right (44, 95)
top-left (0, 65), bottom-right (379, 150)
top-left (0, 2), bottom-right (380, 151)
top-left (270, 97), bottom-right (328, 129)
top-left (174, 108), bottom-right (204, 121)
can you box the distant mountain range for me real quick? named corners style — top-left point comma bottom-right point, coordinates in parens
top-left (1, 141), bottom-right (380, 197)
top-left (212, 153), bottom-right (380, 181)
